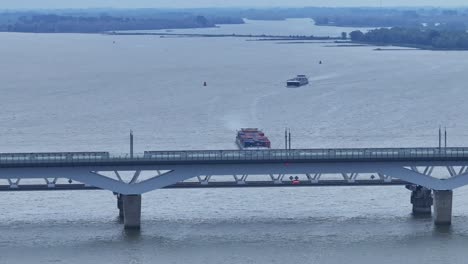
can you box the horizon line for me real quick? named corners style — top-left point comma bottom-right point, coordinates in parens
top-left (1, 5), bottom-right (468, 12)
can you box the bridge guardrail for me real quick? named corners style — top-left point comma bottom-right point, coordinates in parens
top-left (0, 147), bottom-right (468, 165)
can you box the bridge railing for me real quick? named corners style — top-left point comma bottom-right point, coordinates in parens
top-left (1, 147), bottom-right (468, 165)
top-left (142, 148), bottom-right (468, 161)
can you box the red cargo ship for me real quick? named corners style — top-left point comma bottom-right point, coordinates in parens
top-left (236, 128), bottom-right (271, 150)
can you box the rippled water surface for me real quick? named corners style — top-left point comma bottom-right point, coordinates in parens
top-left (1, 19), bottom-right (468, 264)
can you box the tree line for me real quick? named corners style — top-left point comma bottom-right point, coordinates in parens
top-left (314, 10), bottom-right (468, 31)
top-left (0, 13), bottom-right (244, 33)
top-left (350, 27), bottom-right (468, 50)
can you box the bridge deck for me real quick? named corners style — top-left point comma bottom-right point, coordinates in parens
top-left (0, 180), bottom-right (409, 191)
top-left (0, 147), bottom-right (468, 167)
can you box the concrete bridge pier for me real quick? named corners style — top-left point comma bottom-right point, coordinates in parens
top-left (433, 190), bottom-right (453, 226)
top-left (409, 186), bottom-right (433, 215)
top-left (120, 194), bottom-right (142, 230)
top-left (116, 194), bottom-right (124, 220)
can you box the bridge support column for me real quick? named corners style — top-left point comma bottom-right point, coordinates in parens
top-left (116, 194), bottom-right (124, 220)
top-left (410, 186), bottom-right (433, 215)
top-left (122, 195), bottom-right (142, 230)
top-left (433, 190), bottom-right (453, 226)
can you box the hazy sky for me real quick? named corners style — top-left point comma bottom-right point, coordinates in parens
top-left (1, 0), bottom-right (466, 9)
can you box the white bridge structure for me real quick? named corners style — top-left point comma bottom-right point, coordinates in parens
top-left (1, 147), bottom-right (467, 229)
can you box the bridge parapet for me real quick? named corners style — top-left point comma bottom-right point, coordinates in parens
top-left (1, 147), bottom-right (468, 167)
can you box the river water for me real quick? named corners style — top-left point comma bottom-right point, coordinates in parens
top-left (1, 19), bottom-right (468, 263)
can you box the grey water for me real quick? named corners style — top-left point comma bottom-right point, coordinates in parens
top-left (1, 19), bottom-right (468, 263)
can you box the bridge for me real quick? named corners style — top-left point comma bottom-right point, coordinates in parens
top-left (1, 147), bottom-right (467, 229)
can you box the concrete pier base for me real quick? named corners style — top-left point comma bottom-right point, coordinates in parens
top-left (122, 195), bottom-right (142, 230)
top-left (433, 190), bottom-right (453, 226)
top-left (410, 186), bottom-right (433, 215)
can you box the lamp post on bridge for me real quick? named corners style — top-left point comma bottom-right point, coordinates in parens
top-left (438, 126), bottom-right (448, 150)
top-left (284, 128), bottom-right (292, 150)
top-left (445, 127), bottom-right (447, 148)
top-left (130, 130), bottom-right (134, 159)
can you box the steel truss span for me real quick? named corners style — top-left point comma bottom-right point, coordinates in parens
top-left (0, 176), bottom-right (409, 192)
top-left (0, 161), bottom-right (467, 194)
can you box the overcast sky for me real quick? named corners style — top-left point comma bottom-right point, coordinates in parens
top-left (1, 0), bottom-right (466, 9)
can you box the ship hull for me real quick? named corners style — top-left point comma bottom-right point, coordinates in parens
top-left (287, 82), bottom-right (307, 87)
top-left (236, 139), bottom-right (270, 150)
top-left (286, 79), bottom-right (308, 87)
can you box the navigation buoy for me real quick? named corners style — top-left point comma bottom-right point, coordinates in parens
top-left (319, 60), bottom-right (323, 64)
top-left (203, 81), bottom-right (207, 86)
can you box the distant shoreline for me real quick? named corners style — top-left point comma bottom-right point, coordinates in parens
top-left (106, 32), bottom-right (343, 40)
top-left (2, 6), bottom-right (468, 35)
top-left (351, 41), bottom-right (468, 51)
